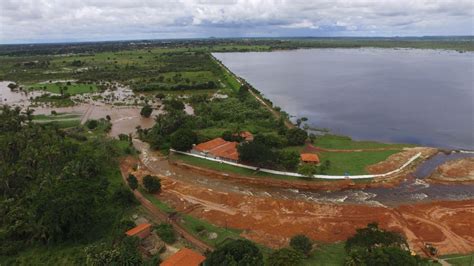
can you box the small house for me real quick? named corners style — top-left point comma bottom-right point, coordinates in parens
top-left (300, 153), bottom-right (320, 164)
top-left (192, 137), bottom-right (239, 162)
top-left (125, 223), bottom-right (152, 239)
top-left (161, 248), bottom-right (206, 266)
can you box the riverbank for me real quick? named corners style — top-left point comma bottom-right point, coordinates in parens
top-left (123, 152), bottom-right (474, 257)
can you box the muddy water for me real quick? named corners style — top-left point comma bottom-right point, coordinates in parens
top-left (0, 81), bottom-right (160, 137)
top-left (134, 140), bottom-right (474, 207)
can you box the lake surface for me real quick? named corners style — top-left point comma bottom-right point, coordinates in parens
top-left (214, 49), bottom-right (474, 149)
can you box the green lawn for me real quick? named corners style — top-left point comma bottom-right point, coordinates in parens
top-left (171, 153), bottom-right (308, 181)
top-left (33, 113), bottom-right (82, 128)
top-left (320, 150), bottom-right (401, 175)
top-left (303, 242), bottom-right (347, 266)
top-left (441, 253), bottom-right (474, 266)
top-left (29, 82), bottom-right (98, 94)
top-left (181, 215), bottom-right (243, 247)
top-left (313, 134), bottom-right (412, 150)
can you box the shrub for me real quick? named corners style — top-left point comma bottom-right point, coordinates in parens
top-left (127, 174), bottom-right (138, 190)
top-left (142, 175), bottom-right (161, 193)
top-left (286, 128), bottom-right (308, 146)
top-left (140, 105), bottom-right (153, 118)
top-left (170, 129), bottom-right (197, 151)
top-left (112, 186), bottom-right (138, 206)
top-left (289, 235), bottom-right (312, 256)
top-left (155, 223), bottom-right (176, 244)
top-left (267, 248), bottom-right (304, 266)
top-left (86, 119), bottom-right (98, 129)
top-left (205, 239), bottom-right (263, 266)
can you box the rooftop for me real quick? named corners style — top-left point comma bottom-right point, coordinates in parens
top-left (125, 223), bottom-right (151, 237)
top-left (161, 248), bottom-right (206, 266)
top-left (300, 153), bottom-right (320, 163)
top-left (194, 137), bottom-right (239, 161)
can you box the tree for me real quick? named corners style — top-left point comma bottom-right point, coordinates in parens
top-left (277, 150), bottom-right (300, 171)
top-left (289, 235), bottom-right (312, 256)
top-left (343, 223), bottom-right (427, 266)
top-left (86, 119), bottom-right (98, 129)
top-left (267, 248), bottom-right (304, 266)
top-left (112, 186), bottom-right (137, 207)
top-left (142, 175), bottom-right (161, 193)
top-left (286, 128), bottom-right (308, 146)
top-left (164, 98), bottom-right (184, 111)
top-left (345, 223), bottom-right (408, 252)
top-left (127, 174), bottom-right (138, 190)
top-left (7, 83), bottom-right (18, 90)
top-left (222, 130), bottom-right (233, 141)
top-left (238, 141), bottom-right (275, 167)
top-left (155, 92), bottom-right (165, 99)
top-left (205, 239), bottom-right (263, 266)
top-left (155, 223), bottom-right (176, 244)
top-left (297, 163), bottom-right (319, 177)
top-left (140, 105), bottom-right (153, 118)
top-left (170, 128), bottom-right (197, 151)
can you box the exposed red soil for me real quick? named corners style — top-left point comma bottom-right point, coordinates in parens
top-left (428, 158), bottom-right (474, 184)
top-left (122, 157), bottom-right (474, 257)
top-left (366, 147), bottom-right (438, 174)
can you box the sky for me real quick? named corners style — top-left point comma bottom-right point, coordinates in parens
top-left (0, 0), bottom-right (473, 44)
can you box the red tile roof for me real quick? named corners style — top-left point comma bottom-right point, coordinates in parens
top-left (300, 153), bottom-right (320, 163)
top-left (194, 138), bottom-right (239, 161)
top-left (161, 248), bottom-right (206, 266)
top-left (125, 223), bottom-right (151, 237)
top-left (194, 137), bottom-right (227, 152)
top-left (211, 141), bottom-right (239, 161)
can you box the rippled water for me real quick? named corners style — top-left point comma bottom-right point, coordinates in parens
top-left (214, 49), bottom-right (474, 149)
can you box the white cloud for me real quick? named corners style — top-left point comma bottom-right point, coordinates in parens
top-left (0, 0), bottom-right (472, 43)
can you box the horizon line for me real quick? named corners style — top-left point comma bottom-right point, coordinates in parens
top-left (1, 35), bottom-right (473, 46)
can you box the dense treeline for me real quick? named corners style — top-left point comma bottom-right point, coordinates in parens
top-left (0, 106), bottom-right (136, 260)
top-left (1, 36), bottom-right (473, 56)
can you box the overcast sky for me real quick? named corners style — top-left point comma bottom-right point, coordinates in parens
top-left (1, 0), bottom-right (473, 44)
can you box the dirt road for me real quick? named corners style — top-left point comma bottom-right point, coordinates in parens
top-left (119, 159), bottom-right (214, 253)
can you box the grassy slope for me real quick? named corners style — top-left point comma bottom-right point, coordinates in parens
top-left (313, 134), bottom-right (412, 149)
top-left (441, 253), bottom-right (474, 266)
top-left (303, 242), bottom-right (347, 266)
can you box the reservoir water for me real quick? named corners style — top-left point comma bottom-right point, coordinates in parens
top-left (214, 49), bottom-right (474, 149)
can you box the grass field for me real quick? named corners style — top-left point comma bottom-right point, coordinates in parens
top-left (441, 253), bottom-right (474, 266)
top-left (303, 242), bottom-right (347, 266)
top-left (319, 150), bottom-right (401, 175)
top-left (313, 134), bottom-right (412, 150)
top-left (171, 153), bottom-right (306, 180)
top-left (33, 113), bottom-right (81, 128)
top-left (28, 82), bottom-right (98, 94)
top-left (181, 215), bottom-right (243, 247)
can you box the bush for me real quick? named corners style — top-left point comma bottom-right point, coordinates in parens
top-left (140, 105), bottom-right (153, 118)
top-left (267, 248), bottom-right (304, 266)
top-left (170, 129), bottom-right (197, 151)
top-left (112, 186), bottom-right (138, 206)
top-left (205, 239), bottom-right (263, 266)
top-left (289, 235), bottom-right (312, 256)
top-left (155, 223), bottom-right (176, 244)
top-left (286, 128), bottom-right (308, 146)
top-left (127, 174), bottom-right (138, 190)
top-left (86, 119), bottom-right (98, 129)
top-left (142, 175), bottom-right (161, 193)
top-left (297, 164), bottom-right (319, 177)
